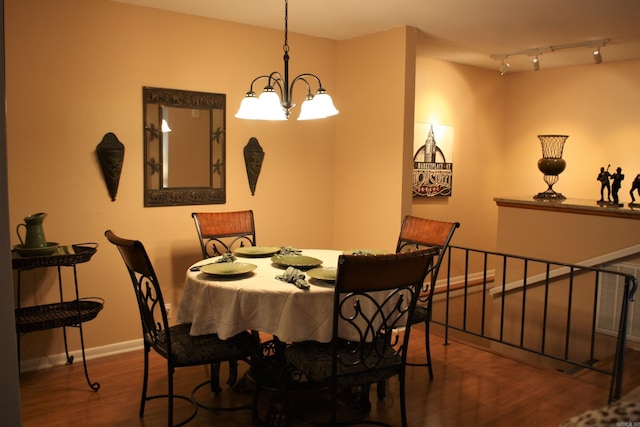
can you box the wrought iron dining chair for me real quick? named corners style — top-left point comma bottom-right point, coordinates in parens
top-left (396, 215), bottom-right (460, 379)
top-left (191, 210), bottom-right (256, 258)
top-left (105, 230), bottom-right (258, 427)
top-left (284, 250), bottom-right (435, 427)
top-left (191, 210), bottom-right (258, 392)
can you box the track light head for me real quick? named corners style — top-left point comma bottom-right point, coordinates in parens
top-left (593, 47), bottom-right (603, 64)
top-left (532, 55), bottom-right (540, 71)
top-left (499, 58), bottom-right (510, 75)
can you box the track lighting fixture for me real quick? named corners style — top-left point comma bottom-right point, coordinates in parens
top-left (491, 38), bottom-right (609, 74)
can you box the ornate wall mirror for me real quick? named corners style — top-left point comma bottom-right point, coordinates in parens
top-left (143, 87), bottom-right (226, 207)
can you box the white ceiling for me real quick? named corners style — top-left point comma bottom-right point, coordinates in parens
top-left (113, 0), bottom-right (640, 73)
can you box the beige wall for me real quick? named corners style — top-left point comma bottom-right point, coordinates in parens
top-left (333, 27), bottom-right (417, 251)
top-left (412, 41), bottom-right (640, 255)
top-left (501, 60), bottom-right (640, 201)
top-left (5, 0), bottom-right (340, 361)
top-left (497, 206), bottom-right (640, 262)
top-left (495, 60), bottom-right (640, 260)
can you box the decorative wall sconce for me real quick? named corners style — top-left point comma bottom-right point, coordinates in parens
top-left (96, 132), bottom-right (125, 201)
top-left (244, 137), bottom-right (265, 196)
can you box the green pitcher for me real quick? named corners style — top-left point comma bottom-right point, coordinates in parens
top-left (16, 212), bottom-right (48, 248)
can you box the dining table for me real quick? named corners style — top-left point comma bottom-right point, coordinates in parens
top-left (177, 246), bottom-right (427, 426)
top-left (177, 248), bottom-right (344, 343)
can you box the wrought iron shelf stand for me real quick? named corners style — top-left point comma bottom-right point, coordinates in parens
top-left (13, 244), bottom-right (102, 391)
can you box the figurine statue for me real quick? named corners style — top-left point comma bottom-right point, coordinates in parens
top-left (630, 174), bottom-right (640, 206)
top-left (610, 167), bottom-right (624, 206)
top-left (597, 165), bottom-right (611, 203)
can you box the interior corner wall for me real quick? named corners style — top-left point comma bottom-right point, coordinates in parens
top-left (333, 27), bottom-right (416, 251)
top-left (412, 50), bottom-right (505, 251)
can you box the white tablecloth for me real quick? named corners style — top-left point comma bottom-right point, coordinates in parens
top-left (177, 249), bottom-right (340, 343)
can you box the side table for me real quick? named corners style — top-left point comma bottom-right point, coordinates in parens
top-left (13, 243), bottom-right (103, 391)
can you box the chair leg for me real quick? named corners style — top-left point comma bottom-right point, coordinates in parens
top-left (425, 319), bottom-right (434, 380)
top-left (360, 384), bottom-right (372, 412)
top-left (399, 373), bottom-right (408, 427)
top-left (140, 346), bottom-right (150, 417)
top-left (227, 360), bottom-right (239, 387)
top-left (376, 379), bottom-right (386, 401)
top-left (210, 362), bottom-right (222, 393)
top-left (330, 381), bottom-right (338, 427)
top-left (168, 364), bottom-right (174, 427)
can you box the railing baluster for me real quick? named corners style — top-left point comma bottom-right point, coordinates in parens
top-left (564, 266), bottom-right (575, 360)
top-left (541, 263), bottom-right (550, 353)
top-left (481, 252), bottom-right (488, 336)
top-left (462, 250), bottom-right (470, 330)
top-left (520, 259), bottom-right (528, 347)
top-left (499, 255), bottom-right (507, 342)
top-left (590, 272), bottom-right (600, 363)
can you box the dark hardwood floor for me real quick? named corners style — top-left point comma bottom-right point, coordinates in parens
top-left (19, 326), bottom-right (640, 427)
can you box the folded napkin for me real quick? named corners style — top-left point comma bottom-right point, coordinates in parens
top-left (278, 246), bottom-right (302, 256)
top-left (215, 252), bottom-right (237, 263)
top-left (189, 252), bottom-right (236, 271)
top-left (351, 250), bottom-right (373, 256)
top-left (276, 266), bottom-right (310, 290)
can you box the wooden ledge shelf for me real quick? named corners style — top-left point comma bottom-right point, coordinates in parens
top-left (494, 196), bottom-right (640, 220)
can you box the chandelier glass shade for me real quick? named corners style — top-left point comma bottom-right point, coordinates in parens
top-left (235, 0), bottom-right (339, 121)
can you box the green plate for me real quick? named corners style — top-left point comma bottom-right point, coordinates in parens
top-left (234, 246), bottom-right (281, 257)
top-left (343, 249), bottom-right (388, 255)
top-left (307, 267), bottom-right (337, 282)
top-left (271, 254), bottom-right (323, 269)
top-left (14, 242), bottom-right (60, 257)
top-left (200, 262), bottom-right (257, 276)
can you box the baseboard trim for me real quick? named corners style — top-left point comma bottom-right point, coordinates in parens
top-left (19, 338), bottom-right (144, 373)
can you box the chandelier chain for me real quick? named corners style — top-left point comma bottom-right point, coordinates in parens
top-left (283, 0), bottom-right (289, 53)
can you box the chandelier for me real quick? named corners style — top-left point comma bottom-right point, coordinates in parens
top-left (235, 0), bottom-right (339, 121)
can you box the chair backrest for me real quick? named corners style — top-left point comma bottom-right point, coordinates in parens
top-left (396, 215), bottom-right (460, 296)
top-left (105, 230), bottom-right (171, 355)
top-left (191, 210), bottom-right (256, 258)
top-left (332, 250), bottom-right (436, 372)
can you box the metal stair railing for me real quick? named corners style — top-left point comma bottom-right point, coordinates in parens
top-left (431, 245), bottom-right (638, 403)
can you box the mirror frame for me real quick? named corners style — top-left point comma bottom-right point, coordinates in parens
top-left (143, 86), bottom-right (226, 207)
